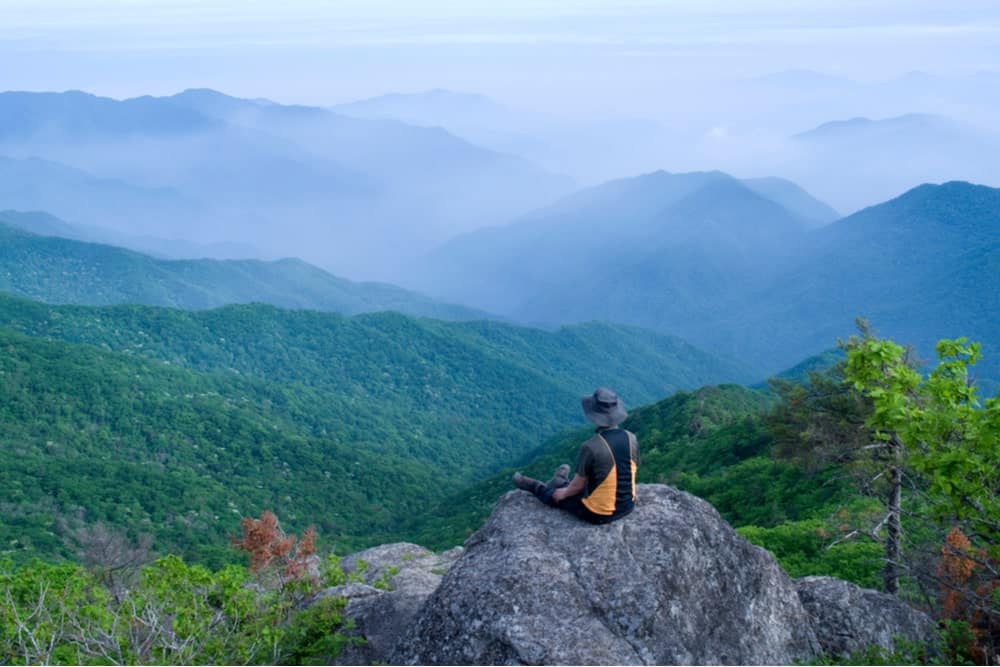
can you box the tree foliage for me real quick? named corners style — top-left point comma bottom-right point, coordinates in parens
top-left (0, 511), bottom-right (352, 665)
top-left (845, 332), bottom-right (1000, 662)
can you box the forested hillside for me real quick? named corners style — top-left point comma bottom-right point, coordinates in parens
top-left (0, 326), bottom-right (436, 565)
top-left (0, 219), bottom-right (486, 320)
top-left (0, 291), bottom-right (747, 564)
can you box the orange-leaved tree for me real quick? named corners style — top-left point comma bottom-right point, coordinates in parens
top-left (232, 510), bottom-right (318, 590)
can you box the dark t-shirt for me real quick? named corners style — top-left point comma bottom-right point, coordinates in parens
top-left (576, 427), bottom-right (639, 497)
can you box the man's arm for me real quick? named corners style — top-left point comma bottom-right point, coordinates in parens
top-left (552, 474), bottom-right (587, 503)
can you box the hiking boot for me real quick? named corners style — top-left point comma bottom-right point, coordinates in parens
top-left (512, 472), bottom-right (544, 494)
top-left (546, 464), bottom-right (571, 491)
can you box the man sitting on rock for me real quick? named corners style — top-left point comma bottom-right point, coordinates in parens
top-left (513, 387), bottom-right (639, 524)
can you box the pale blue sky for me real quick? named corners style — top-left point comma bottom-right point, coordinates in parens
top-left (2, 0), bottom-right (998, 113)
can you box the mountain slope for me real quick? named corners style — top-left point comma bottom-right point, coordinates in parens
top-left (0, 155), bottom-right (206, 243)
top-left (0, 210), bottom-right (81, 239)
top-left (0, 89), bottom-right (216, 139)
top-left (0, 219), bottom-right (486, 320)
top-left (333, 89), bottom-right (520, 128)
top-left (331, 89), bottom-right (554, 162)
top-left (0, 89), bottom-right (572, 277)
top-left (727, 181), bottom-right (1000, 388)
top-left (0, 209), bottom-right (261, 259)
top-left (0, 325), bottom-right (443, 564)
top-left (416, 170), bottom-right (813, 363)
top-left (741, 177), bottom-right (840, 226)
top-left (330, 88), bottom-right (691, 187)
top-left (166, 89), bottom-right (574, 254)
top-left (794, 113), bottom-right (962, 144)
top-left (417, 176), bottom-right (1000, 389)
top-left (0, 292), bottom-right (749, 562)
top-left (0, 293), bottom-right (751, 405)
top-left (788, 113), bottom-right (1000, 213)
top-left (167, 88), bottom-right (557, 186)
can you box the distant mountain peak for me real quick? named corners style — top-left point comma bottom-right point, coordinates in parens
top-left (885, 180), bottom-right (998, 207)
top-left (519, 169), bottom-right (735, 222)
top-left (516, 169), bottom-right (830, 231)
top-left (0, 89), bottom-right (219, 139)
top-left (796, 113), bottom-right (958, 140)
top-left (831, 180), bottom-right (1000, 234)
top-left (171, 88), bottom-right (277, 108)
top-left (173, 87), bottom-right (230, 100)
top-left (615, 169), bottom-right (733, 189)
top-left (667, 176), bottom-right (808, 228)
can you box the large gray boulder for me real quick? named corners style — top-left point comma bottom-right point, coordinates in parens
top-left (795, 576), bottom-right (935, 658)
top-left (318, 542), bottom-right (463, 665)
top-left (392, 484), bottom-right (824, 665)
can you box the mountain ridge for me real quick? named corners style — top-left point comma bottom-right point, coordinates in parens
top-left (0, 217), bottom-right (490, 320)
top-left (794, 112), bottom-right (961, 141)
top-left (714, 180), bottom-right (1000, 389)
top-left (0, 88), bottom-right (573, 277)
top-left (414, 169), bottom-right (816, 345)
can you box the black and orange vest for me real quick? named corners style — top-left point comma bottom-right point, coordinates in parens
top-left (581, 428), bottom-right (638, 517)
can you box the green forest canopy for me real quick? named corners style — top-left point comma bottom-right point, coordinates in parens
top-left (0, 291), bottom-right (747, 564)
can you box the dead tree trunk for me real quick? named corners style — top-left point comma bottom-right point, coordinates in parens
top-left (884, 434), bottom-right (903, 595)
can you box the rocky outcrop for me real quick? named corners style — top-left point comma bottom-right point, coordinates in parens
top-left (795, 576), bottom-right (935, 658)
top-left (322, 485), bottom-right (936, 665)
top-left (392, 485), bottom-right (823, 665)
top-left (341, 542), bottom-right (464, 593)
top-left (318, 542), bottom-right (463, 665)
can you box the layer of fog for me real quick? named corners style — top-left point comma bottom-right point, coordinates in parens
top-left (0, 89), bottom-right (574, 280)
top-left (1, 70), bottom-right (998, 284)
top-left (334, 70), bottom-right (1000, 216)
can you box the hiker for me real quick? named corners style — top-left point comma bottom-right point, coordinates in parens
top-left (513, 387), bottom-right (639, 524)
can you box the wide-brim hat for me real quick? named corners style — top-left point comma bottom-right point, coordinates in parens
top-left (581, 387), bottom-right (627, 427)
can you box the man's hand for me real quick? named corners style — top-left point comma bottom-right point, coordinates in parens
top-left (552, 474), bottom-right (587, 503)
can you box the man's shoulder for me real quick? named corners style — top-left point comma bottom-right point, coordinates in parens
top-left (580, 428), bottom-right (636, 449)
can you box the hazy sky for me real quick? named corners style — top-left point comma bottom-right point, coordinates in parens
top-left (2, 0), bottom-right (999, 114)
